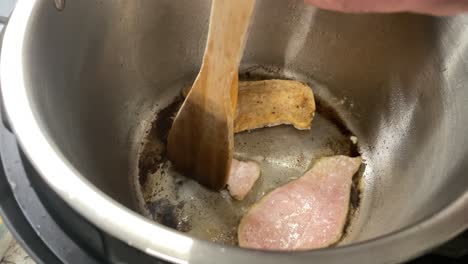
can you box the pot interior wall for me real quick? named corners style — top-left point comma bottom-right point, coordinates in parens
top-left (21, 0), bottom-right (468, 244)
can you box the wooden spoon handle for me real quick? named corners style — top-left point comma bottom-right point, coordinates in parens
top-left (231, 72), bottom-right (239, 115)
top-left (167, 0), bottom-right (254, 190)
top-left (198, 0), bottom-right (255, 99)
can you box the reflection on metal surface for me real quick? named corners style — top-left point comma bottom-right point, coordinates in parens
top-left (53, 0), bottom-right (65, 11)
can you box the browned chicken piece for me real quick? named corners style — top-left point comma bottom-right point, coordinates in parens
top-left (234, 80), bottom-right (315, 133)
top-left (183, 79), bottom-right (316, 133)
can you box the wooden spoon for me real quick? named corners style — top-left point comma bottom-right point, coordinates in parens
top-left (167, 0), bottom-right (255, 190)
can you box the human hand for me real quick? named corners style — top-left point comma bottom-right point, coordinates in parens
top-left (304, 0), bottom-right (468, 15)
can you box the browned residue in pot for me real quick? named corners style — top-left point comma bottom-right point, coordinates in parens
top-left (138, 98), bottom-right (183, 187)
top-left (137, 79), bottom-right (364, 245)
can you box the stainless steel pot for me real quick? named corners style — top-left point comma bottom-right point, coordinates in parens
top-left (1, 0), bottom-right (468, 263)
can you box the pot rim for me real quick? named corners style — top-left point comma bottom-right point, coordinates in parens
top-left (1, 1), bottom-right (467, 263)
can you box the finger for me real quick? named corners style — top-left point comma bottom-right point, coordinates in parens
top-left (304, 0), bottom-right (468, 15)
top-left (303, 0), bottom-right (406, 13)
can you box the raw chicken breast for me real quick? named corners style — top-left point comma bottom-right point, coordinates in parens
top-left (234, 80), bottom-right (316, 133)
top-left (238, 156), bottom-right (362, 250)
top-left (227, 159), bottom-right (261, 201)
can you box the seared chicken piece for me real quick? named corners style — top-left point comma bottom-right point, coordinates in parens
top-left (238, 156), bottom-right (362, 250)
top-left (234, 80), bottom-right (315, 133)
top-left (184, 79), bottom-right (316, 133)
top-left (227, 159), bottom-right (261, 201)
